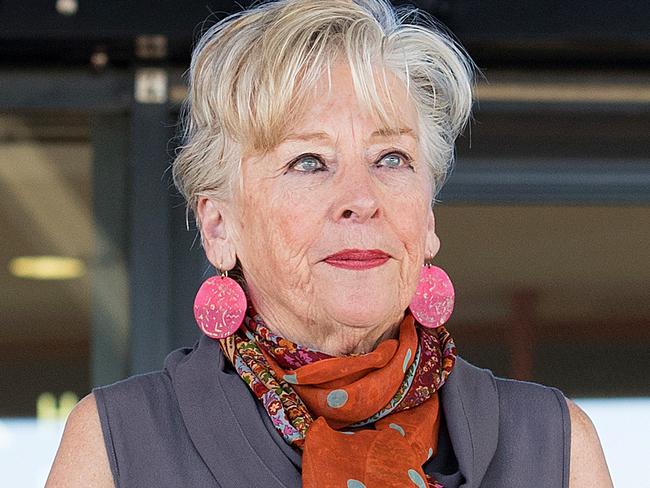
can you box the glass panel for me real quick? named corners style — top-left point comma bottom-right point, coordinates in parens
top-left (434, 204), bottom-right (650, 395)
top-left (0, 112), bottom-right (92, 418)
top-left (0, 112), bottom-right (93, 485)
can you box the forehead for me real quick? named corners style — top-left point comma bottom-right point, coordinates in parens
top-left (286, 61), bottom-right (419, 141)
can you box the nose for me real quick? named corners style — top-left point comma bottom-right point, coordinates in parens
top-left (332, 166), bottom-right (381, 224)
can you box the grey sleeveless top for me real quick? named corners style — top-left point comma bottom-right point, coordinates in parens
top-left (93, 334), bottom-right (570, 488)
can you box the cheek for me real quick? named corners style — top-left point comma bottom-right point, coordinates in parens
top-left (239, 187), bottom-right (319, 273)
top-left (390, 192), bottom-right (430, 301)
top-left (386, 187), bottom-right (430, 257)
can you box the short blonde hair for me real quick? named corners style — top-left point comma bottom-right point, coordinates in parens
top-left (173, 0), bottom-right (475, 218)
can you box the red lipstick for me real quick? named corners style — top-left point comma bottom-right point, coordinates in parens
top-left (324, 249), bottom-right (390, 270)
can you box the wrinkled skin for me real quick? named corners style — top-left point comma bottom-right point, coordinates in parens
top-left (198, 62), bottom-right (440, 355)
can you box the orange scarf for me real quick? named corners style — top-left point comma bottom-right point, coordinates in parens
top-left (220, 311), bottom-right (455, 488)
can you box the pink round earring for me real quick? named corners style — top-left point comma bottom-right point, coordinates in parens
top-left (193, 269), bottom-right (247, 339)
top-left (409, 263), bottom-right (455, 328)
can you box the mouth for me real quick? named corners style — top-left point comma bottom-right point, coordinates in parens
top-left (323, 249), bottom-right (391, 270)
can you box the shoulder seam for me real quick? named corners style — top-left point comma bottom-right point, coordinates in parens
top-left (550, 388), bottom-right (571, 488)
top-left (92, 388), bottom-right (121, 488)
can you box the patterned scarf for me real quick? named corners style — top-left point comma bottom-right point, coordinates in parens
top-left (219, 304), bottom-right (456, 488)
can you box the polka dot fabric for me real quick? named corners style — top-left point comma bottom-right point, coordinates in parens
top-left (219, 302), bottom-right (456, 488)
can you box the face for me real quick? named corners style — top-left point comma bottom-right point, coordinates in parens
top-left (199, 62), bottom-right (440, 352)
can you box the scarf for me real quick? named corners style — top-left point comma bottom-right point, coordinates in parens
top-left (219, 304), bottom-right (457, 488)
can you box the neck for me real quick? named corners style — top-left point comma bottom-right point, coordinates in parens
top-left (249, 296), bottom-right (404, 356)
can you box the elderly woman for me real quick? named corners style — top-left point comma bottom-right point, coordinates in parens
top-left (47, 1), bottom-right (612, 487)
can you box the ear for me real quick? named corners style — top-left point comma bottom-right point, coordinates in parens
top-left (195, 196), bottom-right (237, 271)
top-left (425, 207), bottom-right (441, 260)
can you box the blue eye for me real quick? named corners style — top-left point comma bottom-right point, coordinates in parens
top-left (292, 155), bottom-right (325, 172)
top-left (382, 154), bottom-right (402, 167)
top-left (378, 152), bottom-right (412, 169)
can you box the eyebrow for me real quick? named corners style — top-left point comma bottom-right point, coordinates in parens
top-left (370, 127), bottom-right (417, 140)
top-left (283, 127), bottom-right (418, 143)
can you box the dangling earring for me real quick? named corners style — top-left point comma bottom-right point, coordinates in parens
top-left (193, 268), bottom-right (247, 339)
top-left (408, 261), bottom-right (455, 328)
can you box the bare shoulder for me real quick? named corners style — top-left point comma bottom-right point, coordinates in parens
top-left (45, 392), bottom-right (114, 488)
top-left (566, 398), bottom-right (613, 488)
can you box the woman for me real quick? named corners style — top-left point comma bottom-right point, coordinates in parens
top-left (47, 0), bottom-right (612, 487)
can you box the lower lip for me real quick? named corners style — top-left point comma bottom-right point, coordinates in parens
top-left (324, 257), bottom-right (390, 270)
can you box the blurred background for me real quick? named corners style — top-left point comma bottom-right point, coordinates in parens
top-left (0, 0), bottom-right (648, 486)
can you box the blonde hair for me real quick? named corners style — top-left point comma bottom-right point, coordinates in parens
top-left (173, 0), bottom-right (475, 219)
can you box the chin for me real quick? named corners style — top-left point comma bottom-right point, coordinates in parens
top-left (321, 290), bottom-right (401, 328)
top-left (314, 264), bottom-right (405, 326)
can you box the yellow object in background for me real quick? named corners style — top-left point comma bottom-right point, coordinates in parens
top-left (8, 256), bottom-right (86, 280)
top-left (36, 391), bottom-right (78, 420)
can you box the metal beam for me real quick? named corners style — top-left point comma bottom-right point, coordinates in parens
top-left (439, 158), bottom-right (650, 204)
top-left (127, 67), bottom-right (175, 374)
top-left (91, 114), bottom-right (130, 387)
top-left (0, 69), bottom-right (130, 112)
